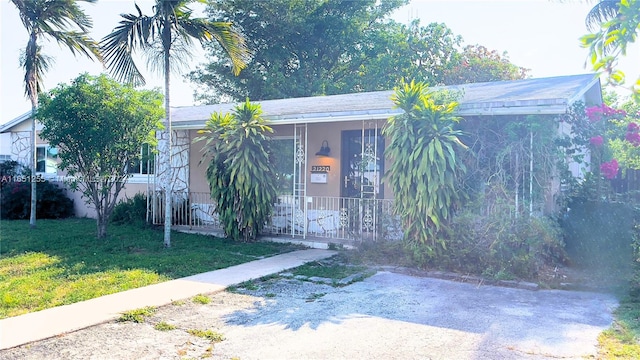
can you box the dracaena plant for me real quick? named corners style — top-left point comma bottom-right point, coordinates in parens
top-left (196, 100), bottom-right (277, 242)
top-left (383, 79), bottom-right (468, 256)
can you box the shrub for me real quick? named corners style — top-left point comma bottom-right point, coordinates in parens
top-left (111, 193), bottom-right (148, 225)
top-left (1, 180), bottom-right (74, 220)
top-left (0, 160), bottom-right (24, 177)
top-left (442, 210), bottom-right (567, 279)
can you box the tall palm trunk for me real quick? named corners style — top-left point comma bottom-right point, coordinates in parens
top-left (162, 14), bottom-right (172, 248)
top-left (29, 102), bottom-right (37, 228)
top-left (28, 32), bottom-right (38, 229)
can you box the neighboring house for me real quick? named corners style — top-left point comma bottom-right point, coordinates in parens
top-left (1, 74), bottom-right (603, 241)
top-left (0, 111), bottom-right (155, 217)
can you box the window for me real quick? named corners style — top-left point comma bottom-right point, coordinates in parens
top-left (36, 146), bottom-right (58, 174)
top-left (128, 144), bottom-right (155, 175)
top-left (271, 138), bottom-right (295, 195)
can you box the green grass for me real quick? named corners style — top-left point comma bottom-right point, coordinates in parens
top-left (599, 296), bottom-right (640, 358)
top-left (291, 257), bottom-right (368, 280)
top-left (0, 218), bottom-right (301, 319)
top-left (118, 306), bottom-right (156, 323)
top-left (192, 294), bottom-right (211, 304)
top-left (187, 329), bottom-right (225, 342)
top-left (154, 321), bottom-right (177, 331)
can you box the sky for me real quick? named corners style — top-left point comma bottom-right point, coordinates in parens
top-left (1, 0), bottom-right (639, 126)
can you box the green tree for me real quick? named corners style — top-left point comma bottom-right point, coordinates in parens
top-left (383, 80), bottom-right (468, 256)
top-left (37, 74), bottom-right (164, 239)
top-left (442, 45), bottom-right (529, 84)
top-left (581, 0), bottom-right (640, 101)
top-left (196, 100), bottom-right (277, 241)
top-left (404, 19), bottom-right (462, 85)
top-left (11, 0), bottom-right (101, 229)
top-left (100, 0), bottom-right (249, 247)
top-left (188, 0), bottom-right (425, 103)
top-left (188, 0), bottom-right (527, 103)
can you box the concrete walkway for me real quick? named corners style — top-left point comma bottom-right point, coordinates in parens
top-left (0, 249), bottom-right (336, 350)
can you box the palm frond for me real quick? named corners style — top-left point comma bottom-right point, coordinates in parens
top-left (196, 20), bottom-right (250, 76)
top-left (11, 0), bottom-right (102, 100)
top-left (143, 36), bottom-right (194, 76)
top-left (20, 42), bottom-right (54, 97)
top-left (48, 30), bottom-right (102, 62)
top-left (101, 0), bottom-right (248, 85)
top-left (39, 0), bottom-right (97, 33)
top-left (100, 12), bottom-right (157, 86)
top-left (585, 0), bottom-right (620, 31)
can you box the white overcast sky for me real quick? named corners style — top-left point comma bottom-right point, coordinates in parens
top-left (1, 0), bottom-right (639, 125)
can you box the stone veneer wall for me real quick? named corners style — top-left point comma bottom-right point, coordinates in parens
top-left (11, 131), bottom-right (31, 165)
top-left (156, 129), bottom-right (190, 194)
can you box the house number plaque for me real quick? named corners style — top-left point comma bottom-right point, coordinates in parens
top-left (310, 165), bottom-right (329, 184)
top-left (311, 165), bottom-right (330, 172)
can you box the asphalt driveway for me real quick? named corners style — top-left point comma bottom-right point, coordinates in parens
top-left (213, 271), bottom-right (618, 359)
top-left (1, 271), bottom-right (618, 359)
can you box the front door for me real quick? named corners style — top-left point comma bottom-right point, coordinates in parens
top-left (340, 129), bottom-right (384, 199)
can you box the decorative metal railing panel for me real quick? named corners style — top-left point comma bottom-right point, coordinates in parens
top-left (151, 192), bottom-right (400, 241)
top-left (266, 196), bottom-right (398, 241)
top-left (151, 191), bottom-right (221, 229)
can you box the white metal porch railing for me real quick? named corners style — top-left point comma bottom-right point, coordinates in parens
top-left (151, 191), bottom-right (401, 241)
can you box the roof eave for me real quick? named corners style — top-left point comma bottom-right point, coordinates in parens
top-left (457, 104), bottom-right (570, 116)
top-left (0, 111), bottom-right (32, 133)
top-left (171, 104), bottom-right (571, 130)
top-left (567, 75), bottom-right (601, 104)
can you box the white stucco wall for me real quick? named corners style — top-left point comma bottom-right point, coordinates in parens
top-left (0, 133), bottom-right (11, 157)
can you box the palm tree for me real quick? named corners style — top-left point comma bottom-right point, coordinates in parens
top-left (101, 0), bottom-right (249, 247)
top-left (11, 0), bottom-right (102, 229)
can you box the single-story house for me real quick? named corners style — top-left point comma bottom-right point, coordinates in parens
top-left (1, 73), bottom-right (603, 242)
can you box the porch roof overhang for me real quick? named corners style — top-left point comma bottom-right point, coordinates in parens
top-left (171, 73), bottom-right (602, 130)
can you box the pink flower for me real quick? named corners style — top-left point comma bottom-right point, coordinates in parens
top-left (586, 106), bottom-right (603, 122)
top-left (600, 159), bottom-right (619, 180)
top-left (626, 132), bottom-right (640, 147)
top-left (590, 136), bottom-right (604, 146)
top-left (585, 104), bottom-right (627, 122)
top-left (628, 122), bottom-right (640, 132)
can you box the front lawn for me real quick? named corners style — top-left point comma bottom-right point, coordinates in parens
top-left (0, 218), bottom-right (301, 319)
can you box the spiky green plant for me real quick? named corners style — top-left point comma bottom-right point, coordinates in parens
top-left (383, 80), bottom-right (467, 256)
top-left (197, 100), bottom-right (277, 241)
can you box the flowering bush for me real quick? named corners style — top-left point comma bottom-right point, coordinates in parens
top-left (586, 104), bottom-right (627, 122)
top-left (600, 159), bottom-right (619, 180)
top-left (625, 123), bottom-right (640, 147)
top-left (590, 135), bottom-right (603, 147)
top-left (578, 102), bottom-right (640, 181)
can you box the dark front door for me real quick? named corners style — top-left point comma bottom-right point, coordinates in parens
top-left (341, 129), bottom-right (384, 198)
